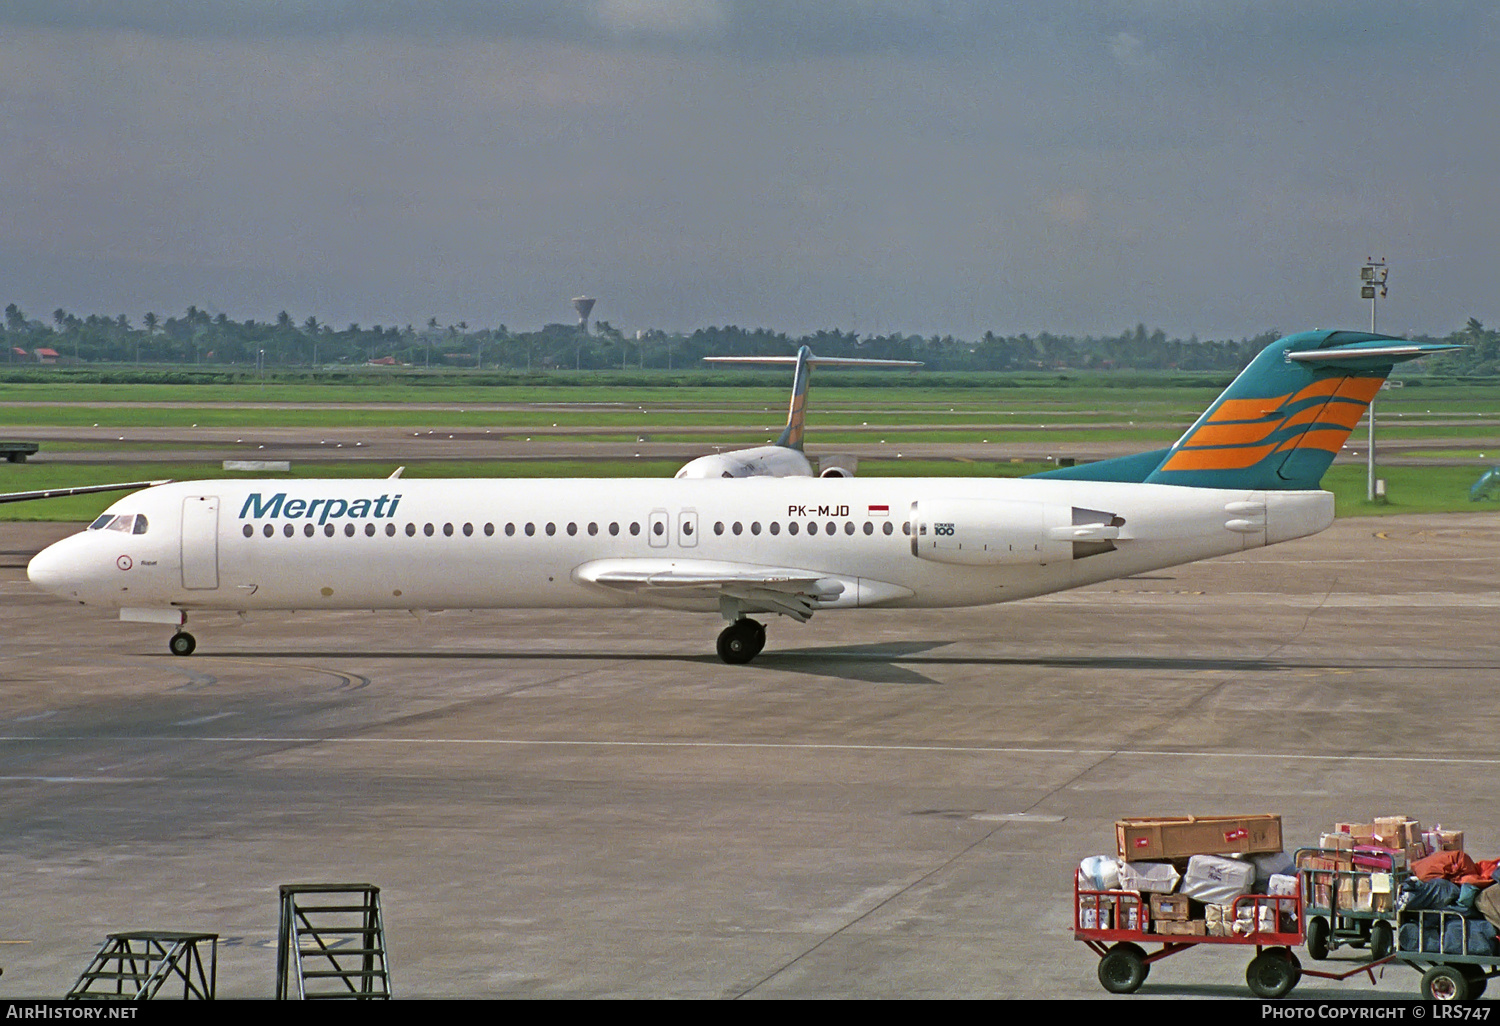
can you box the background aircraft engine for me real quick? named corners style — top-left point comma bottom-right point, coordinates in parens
top-left (908, 498), bottom-right (1078, 566)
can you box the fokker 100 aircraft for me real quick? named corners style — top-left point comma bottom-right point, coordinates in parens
top-left (26, 331), bottom-right (1456, 663)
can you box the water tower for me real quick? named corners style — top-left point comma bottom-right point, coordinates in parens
top-left (572, 296), bottom-right (596, 334)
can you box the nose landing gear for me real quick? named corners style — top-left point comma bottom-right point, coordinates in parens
top-left (716, 618), bottom-right (765, 665)
top-left (169, 631), bottom-right (197, 656)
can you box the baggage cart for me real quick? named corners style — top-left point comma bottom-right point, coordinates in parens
top-left (1074, 874), bottom-right (1391, 997)
top-left (1395, 907), bottom-right (1500, 1001)
top-left (1295, 846), bottom-right (1404, 962)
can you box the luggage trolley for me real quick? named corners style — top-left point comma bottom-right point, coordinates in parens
top-left (1395, 908), bottom-right (1500, 1001)
top-left (1074, 875), bottom-right (1395, 997)
top-left (1075, 875), bottom-right (1304, 997)
top-left (1295, 846), bottom-right (1404, 962)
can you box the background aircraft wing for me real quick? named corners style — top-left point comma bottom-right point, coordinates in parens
top-left (0, 480), bottom-right (169, 506)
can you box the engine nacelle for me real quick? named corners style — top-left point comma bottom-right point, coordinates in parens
top-left (910, 499), bottom-right (1123, 566)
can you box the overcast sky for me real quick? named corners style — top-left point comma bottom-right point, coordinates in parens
top-left (1, 1), bottom-right (1496, 340)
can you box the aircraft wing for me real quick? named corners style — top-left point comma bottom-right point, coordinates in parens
top-left (0, 480), bottom-right (169, 505)
top-left (574, 558), bottom-right (911, 621)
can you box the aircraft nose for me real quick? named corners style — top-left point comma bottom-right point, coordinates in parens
top-left (27, 538), bottom-right (89, 598)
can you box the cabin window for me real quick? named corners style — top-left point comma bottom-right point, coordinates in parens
top-left (306, 525), bottom-right (316, 537)
top-left (806, 522), bottom-right (817, 536)
top-left (609, 522), bottom-right (620, 536)
top-left (732, 522), bottom-right (742, 536)
top-left (587, 523), bottom-right (598, 536)
top-left (788, 522), bottom-right (799, 536)
top-left (769, 522), bottom-right (780, 536)
top-left (545, 522), bottom-right (556, 536)
top-left (566, 522), bottom-right (577, 536)
top-left (863, 521), bottom-right (874, 535)
top-left (652, 521), bottom-right (664, 537)
top-left (243, 524), bottom-right (253, 538)
top-left (485, 523), bottom-right (495, 536)
top-left (345, 524), bottom-right (356, 537)
top-left (505, 523), bottom-right (516, 537)
top-left (263, 524), bottom-right (274, 538)
top-left (525, 523), bottom-right (535, 537)
top-left (283, 524), bottom-right (294, 538)
top-left (843, 522), bottom-right (854, 535)
top-left (713, 522), bottom-right (724, 536)
top-left (365, 523), bottom-right (377, 537)
top-left (424, 523), bottom-right (435, 537)
top-left (463, 523), bottom-right (473, 537)
top-left (750, 522), bottom-right (760, 535)
top-left (443, 523), bottom-right (454, 537)
top-left (386, 523), bottom-right (396, 537)
top-left (325, 525), bottom-right (336, 537)
top-left (630, 522), bottom-right (641, 536)
top-left (828, 522), bottom-right (838, 536)
top-left (89, 515), bottom-right (114, 530)
top-left (406, 523), bottom-right (417, 537)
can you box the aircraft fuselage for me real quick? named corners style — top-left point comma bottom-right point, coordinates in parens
top-left (29, 476), bottom-right (1333, 616)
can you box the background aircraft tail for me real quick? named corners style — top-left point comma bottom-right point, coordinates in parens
top-left (1036, 330), bottom-right (1462, 490)
top-left (703, 347), bottom-right (922, 452)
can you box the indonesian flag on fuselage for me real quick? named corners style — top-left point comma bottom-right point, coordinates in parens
top-left (867, 504), bottom-right (889, 516)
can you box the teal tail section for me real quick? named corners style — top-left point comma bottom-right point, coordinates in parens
top-left (1033, 331), bottom-right (1462, 490)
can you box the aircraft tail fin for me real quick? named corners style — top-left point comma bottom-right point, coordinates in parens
top-left (1033, 331), bottom-right (1462, 489)
top-left (702, 347), bottom-right (921, 452)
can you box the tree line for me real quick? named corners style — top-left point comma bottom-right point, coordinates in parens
top-left (2, 303), bottom-right (1492, 375)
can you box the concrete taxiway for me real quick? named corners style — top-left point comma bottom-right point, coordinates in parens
top-left (1, 513), bottom-right (1497, 998)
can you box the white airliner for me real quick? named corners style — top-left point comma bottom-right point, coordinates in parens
top-left (675, 346), bottom-right (921, 479)
top-left (26, 331), bottom-right (1457, 663)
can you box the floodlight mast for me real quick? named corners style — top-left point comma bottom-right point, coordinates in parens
top-left (1360, 258), bottom-right (1390, 501)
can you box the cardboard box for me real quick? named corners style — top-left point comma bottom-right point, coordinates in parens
top-left (1150, 893), bottom-right (1191, 922)
top-left (1117, 815), bottom-right (1282, 861)
top-left (1156, 920), bottom-right (1207, 936)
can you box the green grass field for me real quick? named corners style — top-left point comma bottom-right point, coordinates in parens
top-left (2, 375), bottom-right (1498, 522)
top-left (3, 456), bottom-right (1495, 523)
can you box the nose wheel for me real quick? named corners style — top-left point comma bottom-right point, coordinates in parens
top-left (716, 619), bottom-right (765, 665)
top-left (169, 631), bottom-right (197, 657)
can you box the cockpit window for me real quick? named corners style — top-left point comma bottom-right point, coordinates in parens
top-left (88, 514), bottom-right (114, 530)
top-left (106, 514), bottom-right (135, 533)
top-left (132, 515), bottom-right (149, 535)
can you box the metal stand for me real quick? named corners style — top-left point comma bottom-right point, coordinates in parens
top-left (66, 931), bottom-right (217, 1000)
top-left (276, 883), bottom-right (391, 1000)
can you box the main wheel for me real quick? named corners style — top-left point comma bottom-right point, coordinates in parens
top-left (1246, 948), bottom-right (1300, 999)
top-left (1422, 965), bottom-right (1470, 1001)
top-left (1305, 916), bottom-right (1331, 961)
top-left (1097, 942), bottom-right (1149, 994)
top-left (168, 631), bottom-right (197, 657)
top-left (716, 621), bottom-right (759, 665)
top-left (746, 620), bottom-right (766, 658)
top-left (1368, 920), bottom-right (1394, 961)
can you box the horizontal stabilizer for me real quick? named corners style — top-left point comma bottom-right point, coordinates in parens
top-left (1288, 341), bottom-right (1463, 371)
top-left (702, 355), bottom-right (922, 368)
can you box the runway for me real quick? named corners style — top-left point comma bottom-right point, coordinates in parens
top-left (1, 513), bottom-right (1498, 998)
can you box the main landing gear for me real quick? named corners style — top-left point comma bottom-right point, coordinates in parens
top-left (716, 618), bottom-right (765, 665)
top-left (169, 631), bottom-right (197, 656)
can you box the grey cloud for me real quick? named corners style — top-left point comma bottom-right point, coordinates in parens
top-left (2, 2), bottom-right (1486, 59)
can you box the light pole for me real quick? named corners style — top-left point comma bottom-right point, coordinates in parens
top-left (1360, 258), bottom-right (1389, 501)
